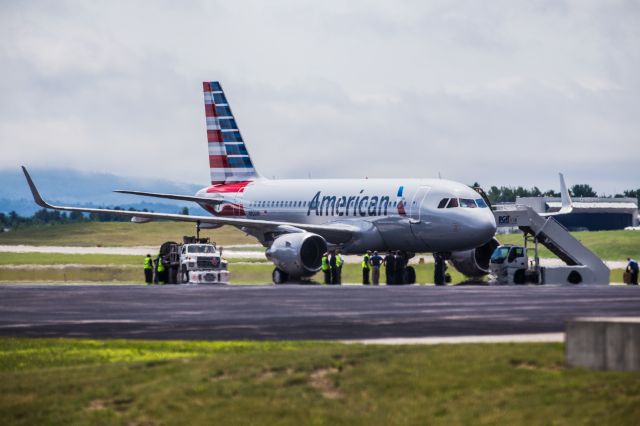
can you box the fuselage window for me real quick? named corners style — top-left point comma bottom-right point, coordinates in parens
top-left (446, 198), bottom-right (459, 208)
top-left (437, 198), bottom-right (449, 209)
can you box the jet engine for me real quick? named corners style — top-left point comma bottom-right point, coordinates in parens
top-left (448, 237), bottom-right (500, 278)
top-left (265, 232), bottom-right (328, 279)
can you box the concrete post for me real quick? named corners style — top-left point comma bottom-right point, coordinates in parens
top-left (566, 317), bottom-right (640, 371)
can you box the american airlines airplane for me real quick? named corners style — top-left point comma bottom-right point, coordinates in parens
top-left (23, 81), bottom-right (504, 283)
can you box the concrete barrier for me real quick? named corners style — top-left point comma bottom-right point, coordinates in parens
top-left (566, 317), bottom-right (640, 371)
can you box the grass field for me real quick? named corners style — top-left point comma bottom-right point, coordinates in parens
top-left (0, 338), bottom-right (638, 425)
top-left (0, 222), bottom-right (255, 247)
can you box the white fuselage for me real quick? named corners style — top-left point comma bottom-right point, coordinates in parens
top-left (196, 178), bottom-right (497, 254)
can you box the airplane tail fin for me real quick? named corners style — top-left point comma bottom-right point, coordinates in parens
top-left (558, 172), bottom-right (573, 214)
top-left (203, 81), bottom-right (259, 185)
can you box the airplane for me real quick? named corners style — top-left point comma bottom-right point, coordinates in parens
top-left (21, 81), bottom-right (567, 284)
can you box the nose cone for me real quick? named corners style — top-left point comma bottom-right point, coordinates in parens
top-left (466, 210), bottom-right (497, 247)
top-left (481, 209), bottom-right (497, 239)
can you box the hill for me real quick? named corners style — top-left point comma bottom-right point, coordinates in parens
top-left (0, 168), bottom-right (207, 216)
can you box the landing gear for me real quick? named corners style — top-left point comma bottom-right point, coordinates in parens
top-left (403, 266), bottom-right (416, 284)
top-left (434, 253), bottom-right (447, 286)
top-left (272, 268), bottom-right (289, 284)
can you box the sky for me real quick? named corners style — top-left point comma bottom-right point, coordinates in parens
top-left (0, 0), bottom-right (638, 195)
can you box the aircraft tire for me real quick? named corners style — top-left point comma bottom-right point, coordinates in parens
top-left (404, 266), bottom-right (416, 285)
top-left (567, 270), bottom-right (582, 284)
top-left (272, 268), bottom-right (289, 284)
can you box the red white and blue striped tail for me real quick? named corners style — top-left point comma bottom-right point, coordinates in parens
top-left (203, 81), bottom-right (259, 185)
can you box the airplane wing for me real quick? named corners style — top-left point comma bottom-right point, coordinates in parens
top-left (113, 190), bottom-right (224, 205)
top-left (21, 167), bottom-right (355, 244)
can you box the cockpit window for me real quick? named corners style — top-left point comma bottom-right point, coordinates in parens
top-left (437, 198), bottom-right (449, 209)
top-left (446, 198), bottom-right (459, 208)
top-left (460, 198), bottom-right (477, 208)
top-left (475, 198), bottom-right (488, 208)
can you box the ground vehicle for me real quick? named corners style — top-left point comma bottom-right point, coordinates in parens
top-left (489, 244), bottom-right (540, 284)
top-left (160, 236), bottom-right (229, 284)
top-left (490, 238), bottom-right (593, 285)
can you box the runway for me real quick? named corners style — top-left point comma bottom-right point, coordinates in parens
top-left (0, 284), bottom-right (638, 341)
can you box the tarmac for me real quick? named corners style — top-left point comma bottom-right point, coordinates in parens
top-left (0, 284), bottom-right (639, 341)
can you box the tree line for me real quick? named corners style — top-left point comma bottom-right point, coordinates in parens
top-left (0, 207), bottom-right (190, 229)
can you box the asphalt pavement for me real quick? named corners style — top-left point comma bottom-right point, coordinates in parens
top-left (0, 284), bottom-right (638, 340)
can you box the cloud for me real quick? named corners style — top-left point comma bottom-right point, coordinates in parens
top-left (0, 0), bottom-right (638, 194)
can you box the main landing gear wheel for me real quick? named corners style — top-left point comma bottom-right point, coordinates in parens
top-left (272, 268), bottom-right (289, 284)
top-left (403, 266), bottom-right (416, 285)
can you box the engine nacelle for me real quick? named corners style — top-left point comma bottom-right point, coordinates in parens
top-left (449, 237), bottom-right (500, 278)
top-left (265, 232), bottom-right (328, 278)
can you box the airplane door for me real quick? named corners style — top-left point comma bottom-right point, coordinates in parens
top-left (409, 186), bottom-right (431, 223)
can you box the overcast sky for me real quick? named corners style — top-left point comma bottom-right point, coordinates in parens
top-left (1, 0), bottom-right (638, 194)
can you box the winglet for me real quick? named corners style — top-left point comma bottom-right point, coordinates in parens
top-left (558, 172), bottom-right (573, 214)
top-left (21, 166), bottom-right (54, 209)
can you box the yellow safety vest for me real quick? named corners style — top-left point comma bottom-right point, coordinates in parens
top-left (361, 254), bottom-right (370, 269)
top-left (336, 255), bottom-right (343, 268)
top-left (144, 257), bottom-right (152, 269)
top-left (321, 256), bottom-right (329, 271)
top-left (157, 256), bottom-right (165, 272)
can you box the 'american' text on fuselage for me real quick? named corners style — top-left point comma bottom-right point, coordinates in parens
top-left (307, 190), bottom-right (393, 217)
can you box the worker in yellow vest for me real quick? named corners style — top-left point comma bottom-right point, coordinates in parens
top-left (155, 253), bottom-right (166, 285)
top-left (321, 252), bottom-right (331, 284)
top-left (143, 254), bottom-right (153, 284)
top-left (335, 250), bottom-right (343, 285)
top-left (362, 251), bottom-right (371, 285)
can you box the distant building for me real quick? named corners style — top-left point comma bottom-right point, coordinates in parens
top-left (514, 197), bottom-right (638, 231)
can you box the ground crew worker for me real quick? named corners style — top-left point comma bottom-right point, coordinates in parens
top-left (329, 251), bottom-right (339, 285)
top-left (156, 253), bottom-right (166, 285)
top-left (370, 251), bottom-right (383, 285)
top-left (321, 252), bottom-right (331, 284)
top-left (336, 251), bottom-right (343, 285)
top-left (153, 254), bottom-right (160, 284)
top-left (143, 254), bottom-right (153, 284)
top-left (362, 251), bottom-right (371, 284)
top-left (384, 252), bottom-right (395, 285)
top-left (394, 251), bottom-right (405, 285)
top-left (434, 253), bottom-right (446, 286)
top-left (626, 257), bottom-right (639, 285)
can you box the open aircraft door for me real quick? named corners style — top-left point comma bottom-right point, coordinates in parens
top-left (409, 186), bottom-right (431, 222)
top-left (409, 186), bottom-right (432, 245)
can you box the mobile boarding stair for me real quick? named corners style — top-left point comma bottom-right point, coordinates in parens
top-left (493, 206), bottom-right (610, 285)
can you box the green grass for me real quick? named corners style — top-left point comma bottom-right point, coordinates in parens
top-left (0, 222), bottom-right (255, 247)
top-left (0, 338), bottom-right (638, 425)
top-left (497, 230), bottom-right (640, 260)
top-left (0, 252), bottom-right (141, 266)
